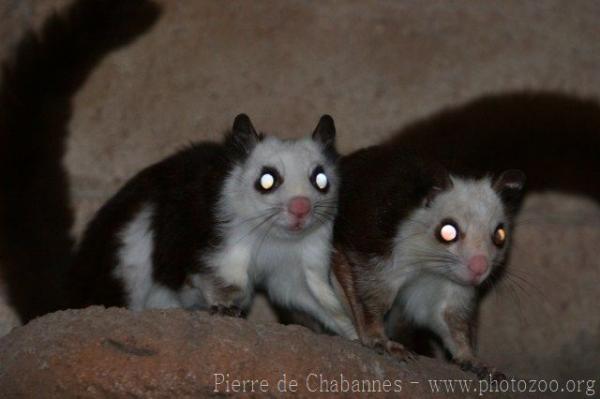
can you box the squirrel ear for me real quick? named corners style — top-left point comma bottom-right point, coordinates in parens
top-left (232, 113), bottom-right (259, 140)
top-left (425, 167), bottom-right (453, 207)
top-left (493, 169), bottom-right (526, 198)
top-left (493, 169), bottom-right (526, 211)
top-left (229, 114), bottom-right (260, 156)
top-left (312, 114), bottom-right (336, 148)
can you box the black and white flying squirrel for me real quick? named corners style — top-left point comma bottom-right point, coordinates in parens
top-left (329, 91), bottom-right (599, 377)
top-left (331, 144), bottom-right (525, 379)
top-left (0, 0), bottom-right (356, 339)
top-left (69, 113), bottom-right (357, 338)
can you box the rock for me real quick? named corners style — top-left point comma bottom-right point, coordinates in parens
top-left (0, 307), bottom-right (511, 398)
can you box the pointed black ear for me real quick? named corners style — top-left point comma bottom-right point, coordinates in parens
top-left (232, 113), bottom-right (259, 140)
top-left (228, 113), bottom-right (260, 158)
top-left (425, 166), bottom-right (453, 207)
top-left (493, 169), bottom-right (526, 194)
top-left (312, 114), bottom-right (336, 148)
top-left (493, 169), bottom-right (526, 208)
top-left (312, 114), bottom-right (338, 160)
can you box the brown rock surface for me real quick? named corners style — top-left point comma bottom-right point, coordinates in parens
top-left (0, 307), bottom-right (506, 398)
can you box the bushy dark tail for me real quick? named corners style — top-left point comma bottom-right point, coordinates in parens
top-left (0, 0), bottom-right (161, 322)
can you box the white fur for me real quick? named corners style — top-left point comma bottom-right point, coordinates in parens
top-left (112, 136), bottom-right (357, 340)
top-left (384, 176), bottom-right (508, 354)
top-left (114, 204), bottom-right (189, 310)
top-left (179, 274), bottom-right (209, 309)
top-left (202, 136), bottom-right (357, 339)
top-left (144, 285), bottom-right (181, 309)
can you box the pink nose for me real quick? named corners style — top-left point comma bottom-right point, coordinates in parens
top-left (468, 255), bottom-right (489, 276)
top-left (288, 196), bottom-right (312, 219)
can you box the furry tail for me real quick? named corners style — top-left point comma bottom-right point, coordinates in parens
top-left (0, 0), bottom-right (161, 322)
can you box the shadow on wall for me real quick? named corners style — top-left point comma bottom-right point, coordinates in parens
top-left (387, 91), bottom-right (600, 204)
top-left (0, 0), bottom-right (161, 322)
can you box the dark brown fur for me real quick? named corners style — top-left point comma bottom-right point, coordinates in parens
top-left (332, 146), bottom-right (447, 358)
top-left (69, 142), bottom-right (231, 308)
top-left (443, 309), bottom-right (505, 379)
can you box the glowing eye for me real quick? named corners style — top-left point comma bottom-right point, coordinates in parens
top-left (316, 173), bottom-right (328, 190)
top-left (440, 224), bottom-right (457, 242)
top-left (493, 226), bottom-right (507, 247)
top-left (311, 166), bottom-right (329, 193)
top-left (255, 167), bottom-right (281, 194)
top-left (260, 173), bottom-right (274, 190)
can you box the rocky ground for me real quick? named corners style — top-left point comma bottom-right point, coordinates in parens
top-left (0, 307), bottom-right (515, 398)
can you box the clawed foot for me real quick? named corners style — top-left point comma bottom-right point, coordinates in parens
top-left (208, 305), bottom-right (244, 318)
top-left (458, 360), bottom-right (507, 381)
top-left (370, 337), bottom-right (416, 362)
